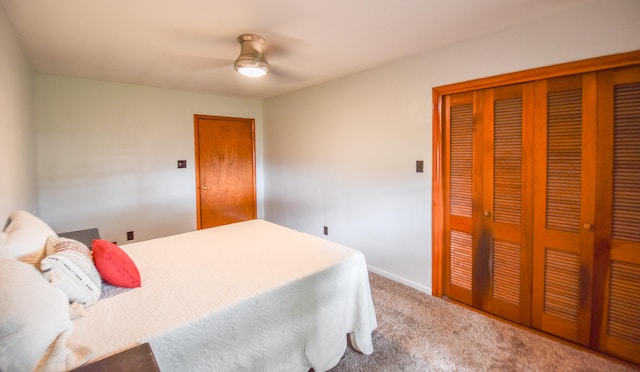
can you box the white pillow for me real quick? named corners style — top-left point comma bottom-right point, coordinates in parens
top-left (41, 249), bottom-right (102, 306)
top-left (45, 236), bottom-right (92, 260)
top-left (3, 210), bottom-right (57, 264)
top-left (0, 259), bottom-right (91, 371)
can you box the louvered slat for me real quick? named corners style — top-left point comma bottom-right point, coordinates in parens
top-left (544, 248), bottom-right (579, 322)
top-left (450, 230), bottom-right (472, 290)
top-left (546, 89), bottom-right (582, 232)
top-left (450, 104), bottom-right (473, 217)
top-left (492, 239), bottom-right (520, 305)
top-left (607, 261), bottom-right (640, 343)
top-left (494, 98), bottom-right (522, 224)
top-left (612, 82), bottom-right (640, 242)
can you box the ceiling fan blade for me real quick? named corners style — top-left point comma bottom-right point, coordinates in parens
top-left (160, 27), bottom-right (238, 71)
top-left (161, 27), bottom-right (238, 50)
top-left (269, 66), bottom-right (309, 83)
top-left (263, 33), bottom-right (308, 60)
top-left (164, 53), bottom-right (230, 71)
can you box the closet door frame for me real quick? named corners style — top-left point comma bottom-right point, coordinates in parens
top-left (433, 50), bottom-right (640, 298)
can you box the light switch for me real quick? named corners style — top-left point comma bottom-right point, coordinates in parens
top-left (177, 160), bottom-right (187, 169)
top-left (416, 160), bottom-right (424, 173)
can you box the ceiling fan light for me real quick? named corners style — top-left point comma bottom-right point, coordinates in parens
top-left (234, 59), bottom-right (270, 77)
top-left (237, 66), bottom-right (268, 77)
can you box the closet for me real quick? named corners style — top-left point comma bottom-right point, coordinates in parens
top-left (432, 51), bottom-right (640, 364)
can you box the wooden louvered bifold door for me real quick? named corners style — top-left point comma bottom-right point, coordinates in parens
top-left (438, 56), bottom-right (640, 365)
top-left (593, 65), bottom-right (640, 364)
top-left (443, 84), bottom-right (533, 326)
top-left (478, 84), bottom-right (533, 325)
top-left (443, 91), bottom-right (481, 306)
top-left (531, 74), bottom-right (597, 346)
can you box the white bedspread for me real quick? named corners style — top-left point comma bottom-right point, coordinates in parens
top-left (69, 220), bottom-right (377, 371)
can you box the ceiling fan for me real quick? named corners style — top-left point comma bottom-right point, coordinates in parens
top-left (164, 30), bottom-right (305, 82)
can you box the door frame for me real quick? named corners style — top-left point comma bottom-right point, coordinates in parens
top-left (194, 114), bottom-right (257, 229)
top-left (432, 50), bottom-right (640, 297)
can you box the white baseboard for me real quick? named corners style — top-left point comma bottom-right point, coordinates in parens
top-left (367, 265), bottom-right (432, 295)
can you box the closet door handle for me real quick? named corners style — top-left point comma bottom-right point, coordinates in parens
top-left (583, 223), bottom-right (593, 231)
top-left (201, 186), bottom-right (208, 191)
top-left (483, 211), bottom-right (491, 217)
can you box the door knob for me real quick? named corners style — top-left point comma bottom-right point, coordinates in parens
top-left (201, 186), bottom-right (208, 190)
top-left (483, 211), bottom-right (491, 217)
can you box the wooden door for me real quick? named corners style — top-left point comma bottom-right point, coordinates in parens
top-left (478, 84), bottom-right (534, 325)
top-left (531, 74), bottom-right (597, 345)
top-left (593, 65), bottom-right (640, 364)
top-left (444, 83), bottom-right (534, 326)
top-left (194, 115), bottom-right (256, 229)
top-left (443, 91), bottom-right (479, 307)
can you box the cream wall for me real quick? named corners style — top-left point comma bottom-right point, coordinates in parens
top-left (0, 6), bottom-right (38, 222)
top-left (35, 75), bottom-right (263, 243)
top-left (263, 0), bottom-right (640, 293)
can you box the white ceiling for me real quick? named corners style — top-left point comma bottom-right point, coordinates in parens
top-left (1, 0), bottom-right (595, 99)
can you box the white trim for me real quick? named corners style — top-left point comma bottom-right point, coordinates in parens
top-left (367, 265), bottom-right (432, 295)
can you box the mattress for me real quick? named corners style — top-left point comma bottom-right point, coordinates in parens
top-left (69, 219), bottom-right (377, 371)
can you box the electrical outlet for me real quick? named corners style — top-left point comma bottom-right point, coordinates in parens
top-left (177, 160), bottom-right (187, 168)
top-left (416, 160), bottom-right (424, 173)
top-left (127, 231), bottom-right (134, 241)
top-left (323, 226), bottom-right (328, 235)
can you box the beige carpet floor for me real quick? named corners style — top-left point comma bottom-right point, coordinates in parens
top-left (330, 272), bottom-right (636, 371)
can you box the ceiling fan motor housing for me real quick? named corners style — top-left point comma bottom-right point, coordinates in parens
top-left (234, 34), bottom-right (270, 74)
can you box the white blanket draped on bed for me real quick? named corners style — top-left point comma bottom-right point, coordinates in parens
top-left (69, 219), bottom-right (377, 371)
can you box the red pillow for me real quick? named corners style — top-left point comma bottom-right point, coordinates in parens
top-left (92, 239), bottom-right (141, 288)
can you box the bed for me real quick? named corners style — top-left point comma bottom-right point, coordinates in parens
top-left (0, 212), bottom-right (377, 372)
